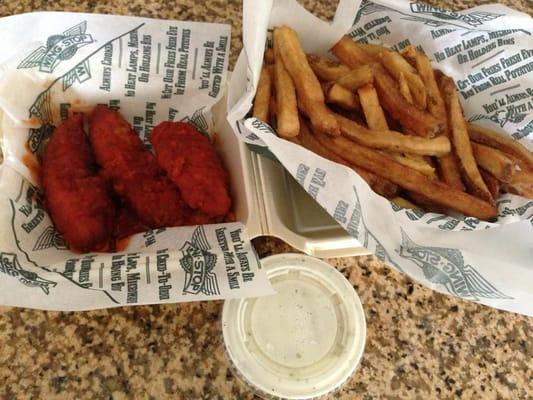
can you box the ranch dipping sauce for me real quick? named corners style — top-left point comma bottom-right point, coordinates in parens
top-left (221, 254), bottom-right (366, 399)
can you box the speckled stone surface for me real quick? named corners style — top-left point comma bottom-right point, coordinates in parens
top-left (0, 1), bottom-right (532, 399)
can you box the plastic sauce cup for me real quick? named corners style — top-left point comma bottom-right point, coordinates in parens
top-left (222, 253), bottom-right (366, 399)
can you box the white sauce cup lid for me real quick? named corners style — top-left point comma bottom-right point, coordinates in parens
top-left (221, 253), bottom-right (366, 399)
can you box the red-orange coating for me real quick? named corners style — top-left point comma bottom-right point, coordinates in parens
top-left (41, 113), bottom-right (115, 252)
top-left (150, 122), bottom-right (231, 218)
top-left (89, 105), bottom-right (189, 228)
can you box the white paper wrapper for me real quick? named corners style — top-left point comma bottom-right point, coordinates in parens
top-left (228, 0), bottom-right (533, 316)
top-left (0, 12), bottom-right (274, 311)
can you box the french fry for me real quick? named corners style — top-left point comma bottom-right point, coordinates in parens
top-left (480, 170), bottom-right (501, 199)
top-left (331, 36), bottom-right (374, 65)
top-left (400, 47), bottom-right (464, 189)
top-left (323, 82), bottom-right (360, 111)
top-left (275, 26), bottom-right (340, 136)
top-left (357, 84), bottom-right (389, 131)
top-left (406, 192), bottom-right (449, 215)
top-left (252, 65), bottom-right (272, 122)
top-left (286, 136), bottom-right (302, 145)
top-left (398, 72), bottom-right (414, 104)
top-left (264, 48), bottom-right (275, 64)
top-left (467, 123), bottom-right (533, 172)
top-left (402, 46), bottom-right (444, 120)
top-left (336, 65), bottom-right (373, 91)
top-left (379, 50), bottom-right (427, 109)
top-left (391, 197), bottom-right (420, 210)
top-left (299, 118), bottom-right (398, 197)
top-left (331, 39), bottom-right (437, 134)
top-left (501, 171), bottom-right (533, 198)
top-left (386, 153), bottom-right (436, 178)
top-left (312, 131), bottom-right (497, 220)
top-left (472, 142), bottom-right (515, 183)
top-left (336, 114), bottom-right (451, 156)
top-left (307, 54), bottom-right (352, 81)
top-left (440, 76), bottom-right (493, 203)
top-left (273, 38), bottom-right (299, 137)
top-left (329, 37), bottom-right (440, 136)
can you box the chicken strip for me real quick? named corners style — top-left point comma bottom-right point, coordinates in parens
top-left (89, 105), bottom-right (189, 228)
top-left (42, 113), bottom-right (115, 252)
top-left (150, 122), bottom-right (231, 218)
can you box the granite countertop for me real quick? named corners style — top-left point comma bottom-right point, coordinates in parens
top-left (1, 1), bottom-right (532, 399)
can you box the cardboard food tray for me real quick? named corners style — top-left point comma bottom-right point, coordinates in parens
top-left (215, 84), bottom-right (367, 259)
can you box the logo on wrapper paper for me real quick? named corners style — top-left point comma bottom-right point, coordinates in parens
top-left (18, 21), bottom-right (94, 73)
top-left (397, 229), bottom-right (511, 301)
top-left (179, 226), bottom-right (220, 296)
top-left (409, 4), bottom-right (502, 27)
top-left (0, 252), bottom-right (57, 294)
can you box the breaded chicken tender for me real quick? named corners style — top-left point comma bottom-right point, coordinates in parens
top-left (150, 122), bottom-right (231, 218)
top-left (42, 114), bottom-right (115, 252)
top-left (89, 105), bottom-right (189, 228)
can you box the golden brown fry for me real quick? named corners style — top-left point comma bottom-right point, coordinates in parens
top-left (298, 118), bottom-right (398, 197)
top-left (357, 83), bottom-right (388, 131)
top-left (467, 123), bottom-right (533, 172)
top-left (336, 113), bottom-right (451, 156)
top-left (252, 65), bottom-right (272, 122)
top-left (480, 170), bottom-right (500, 199)
top-left (286, 136), bottom-right (302, 145)
top-left (402, 46), bottom-right (444, 120)
top-left (268, 90), bottom-right (277, 128)
top-left (307, 54), bottom-right (352, 81)
top-left (273, 40), bottom-right (299, 137)
top-left (312, 130), bottom-right (497, 220)
top-left (386, 153), bottom-right (436, 178)
top-left (398, 72), bottom-right (414, 104)
top-left (336, 65), bottom-right (373, 91)
top-left (440, 76), bottom-right (493, 203)
top-left (391, 196), bottom-right (420, 210)
top-left (324, 82), bottom-right (360, 111)
top-left (264, 48), bottom-right (275, 64)
top-left (472, 142), bottom-right (515, 183)
top-left (501, 171), bottom-right (533, 198)
top-left (399, 48), bottom-right (464, 189)
top-left (275, 26), bottom-right (340, 136)
top-left (437, 153), bottom-right (465, 190)
top-left (406, 192), bottom-right (449, 215)
top-left (331, 37), bottom-right (440, 136)
top-left (379, 50), bottom-right (427, 109)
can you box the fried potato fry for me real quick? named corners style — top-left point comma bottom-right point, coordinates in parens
top-left (275, 26), bottom-right (340, 136)
top-left (336, 65), bottom-right (373, 91)
top-left (385, 152), bottom-right (436, 178)
top-left (440, 76), bottom-right (493, 203)
top-left (501, 171), bottom-right (533, 199)
top-left (264, 48), bottom-right (275, 64)
top-left (472, 142), bottom-right (515, 183)
top-left (323, 82), bottom-right (360, 111)
top-left (253, 65), bottom-right (272, 122)
top-left (299, 118), bottom-right (398, 197)
top-left (273, 38), bottom-right (299, 137)
top-left (391, 196), bottom-right (420, 210)
top-left (398, 72), bottom-right (414, 104)
top-left (480, 169), bottom-right (500, 199)
top-left (400, 47), bottom-right (464, 189)
top-left (357, 84), bottom-right (389, 131)
top-left (467, 123), bottom-right (533, 172)
top-left (312, 130), bottom-right (497, 220)
top-left (336, 113), bottom-right (451, 156)
top-left (402, 46), bottom-right (444, 120)
top-left (406, 192), bottom-right (448, 215)
top-left (379, 50), bottom-right (427, 109)
top-left (329, 39), bottom-right (443, 136)
top-left (307, 54), bottom-right (352, 81)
